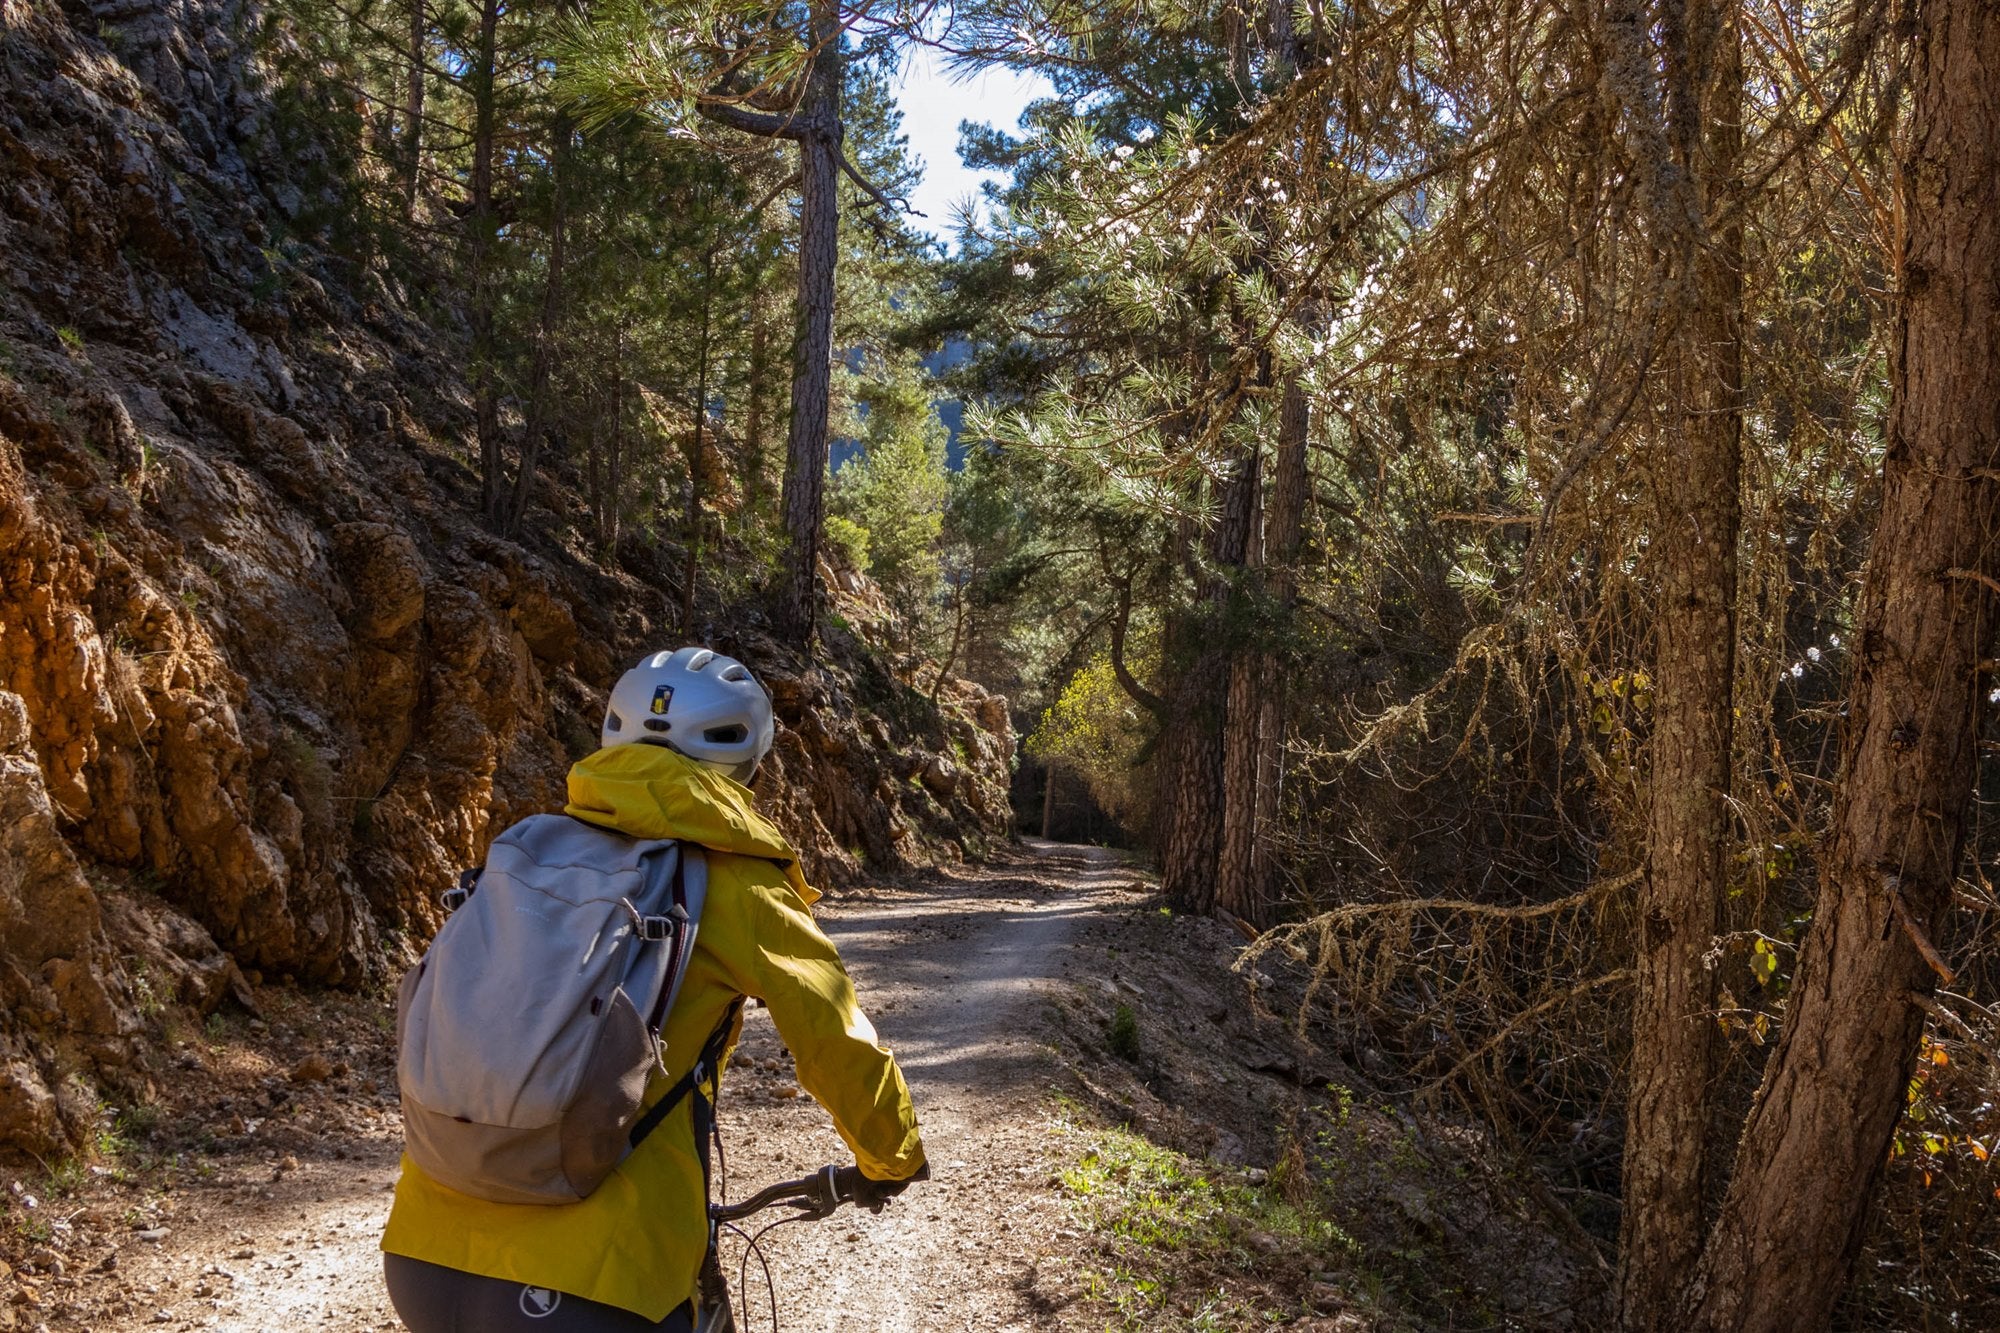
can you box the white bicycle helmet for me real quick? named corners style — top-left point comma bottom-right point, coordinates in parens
top-left (601, 647), bottom-right (775, 783)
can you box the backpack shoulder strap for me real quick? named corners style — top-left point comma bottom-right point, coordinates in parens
top-left (643, 843), bottom-right (707, 1032)
top-left (628, 995), bottom-right (742, 1151)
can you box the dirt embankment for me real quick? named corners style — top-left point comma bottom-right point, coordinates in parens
top-left (0, 0), bottom-right (1013, 1163)
top-left (2, 843), bottom-right (1598, 1333)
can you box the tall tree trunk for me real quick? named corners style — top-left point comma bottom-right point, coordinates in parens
top-left (743, 308), bottom-right (770, 533)
top-left (683, 245), bottom-right (718, 638)
top-left (586, 382), bottom-right (604, 548)
top-left (1683, 5), bottom-right (2000, 1327)
top-left (696, 0), bottom-right (844, 645)
top-left (468, 0), bottom-right (501, 527)
top-left (1218, 447), bottom-right (1267, 921)
top-left (401, 0), bottom-right (424, 219)
top-left (775, 25), bottom-right (840, 647)
top-left (584, 370), bottom-right (600, 544)
top-left (1160, 446), bottom-right (1261, 912)
top-left (1216, 13), bottom-right (1314, 923)
top-left (605, 331), bottom-right (624, 551)
top-left (1220, 379), bottom-right (1309, 926)
top-left (1619, 6), bottom-right (1743, 1328)
top-left (505, 111), bottom-right (569, 537)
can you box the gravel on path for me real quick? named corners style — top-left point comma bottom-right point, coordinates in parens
top-left (67, 840), bottom-right (1129, 1332)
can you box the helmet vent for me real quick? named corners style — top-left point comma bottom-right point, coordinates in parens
top-left (603, 647), bottom-right (771, 767)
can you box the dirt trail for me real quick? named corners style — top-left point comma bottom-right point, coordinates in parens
top-left (65, 841), bottom-right (1133, 1332)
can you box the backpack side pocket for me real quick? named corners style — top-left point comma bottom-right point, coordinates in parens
top-left (559, 986), bottom-right (655, 1197)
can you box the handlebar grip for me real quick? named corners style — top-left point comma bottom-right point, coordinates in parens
top-left (831, 1165), bottom-right (869, 1202)
top-left (832, 1163), bottom-right (926, 1214)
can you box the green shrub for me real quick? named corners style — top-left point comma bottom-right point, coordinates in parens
top-left (824, 513), bottom-right (871, 570)
top-left (1108, 1003), bottom-right (1141, 1060)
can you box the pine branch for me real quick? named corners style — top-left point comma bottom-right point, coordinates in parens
top-left (696, 97), bottom-right (811, 142)
top-left (840, 150), bottom-right (918, 217)
top-left (1104, 561), bottom-right (1165, 718)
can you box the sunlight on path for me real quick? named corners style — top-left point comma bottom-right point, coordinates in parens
top-left (711, 843), bottom-right (1128, 1332)
top-left (79, 844), bottom-right (1127, 1332)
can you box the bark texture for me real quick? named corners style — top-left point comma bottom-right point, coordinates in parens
top-left (1160, 448), bottom-right (1261, 913)
top-left (1683, 3), bottom-right (2000, 1326)
top-left (468, 0), bottom-right (501, 527)
top-left (1618, 6), bottom-right (1743, 1327)
top-left (1219, 380), bottom-right (1308, 926)
top-left (1218, 652), bottom-right (1263, 919)
top-left (774, 3), bottom-right (842, 647)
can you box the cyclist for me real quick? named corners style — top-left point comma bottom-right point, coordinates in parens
top-left (381, 647), bottom-right (928, 1331)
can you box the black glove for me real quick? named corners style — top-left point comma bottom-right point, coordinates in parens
top-left (836, 1161), bottom-right (929, 1214)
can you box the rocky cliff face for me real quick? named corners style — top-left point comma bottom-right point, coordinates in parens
top-left (0, 0), bottom-right (1013, 1156)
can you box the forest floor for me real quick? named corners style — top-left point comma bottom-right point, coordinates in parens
top-left (2, 842), bottom-right (1599, 1332)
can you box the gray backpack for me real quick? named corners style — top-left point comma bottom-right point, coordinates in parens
top-left (395, 813), bottom-right (707, 1205)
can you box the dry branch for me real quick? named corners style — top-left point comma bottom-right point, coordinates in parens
top-left (1890, 893), bottom-right (1957, 985)
top-left (1906, 991), bottom-right (2000, 1067)
top-left (1242, 866), bottom-right (1642, 971)
top-left (1417, 969), bottom-right (1636, 1098)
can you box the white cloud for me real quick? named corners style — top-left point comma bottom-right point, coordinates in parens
top-left (893, 44), bottom-right (1057, 247)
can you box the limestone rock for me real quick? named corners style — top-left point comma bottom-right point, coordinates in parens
top-left (0, 692), bottom-right (103, 971)
top-left (0, 0), bottom-right (1019, 1157)
top-left (0, 1056), bottom-right (62, 1158)
top-left (332, 523), bottom-right (426, 643)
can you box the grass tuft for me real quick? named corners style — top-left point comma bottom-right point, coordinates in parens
top-left (1053, 1116), bottom-right (1377, 1331)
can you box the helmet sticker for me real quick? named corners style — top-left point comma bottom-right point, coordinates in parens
top-left (650, 685), bottom-right (674, 716)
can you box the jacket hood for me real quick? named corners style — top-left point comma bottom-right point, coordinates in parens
top-left (564, 743), bottom-right (818, 905)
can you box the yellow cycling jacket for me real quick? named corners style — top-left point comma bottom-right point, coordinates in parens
top-left (381, 743), bottom-right (925, 1320)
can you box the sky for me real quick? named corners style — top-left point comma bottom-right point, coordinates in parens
top-left (891, 44), bottom-right (1055, 247)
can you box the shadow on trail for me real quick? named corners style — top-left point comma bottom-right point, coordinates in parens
top-left (815, 842), bottom-right (1136, 1097)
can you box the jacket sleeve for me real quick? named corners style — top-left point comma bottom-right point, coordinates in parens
top-left (721, 878), bottom-right (926, 1182)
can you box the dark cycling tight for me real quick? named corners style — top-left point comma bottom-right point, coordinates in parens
top-left (384, 1254), bottom-right (695, 1332)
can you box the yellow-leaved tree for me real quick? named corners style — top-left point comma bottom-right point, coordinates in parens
top-left (1025, 655), bottom-right (1156, 837)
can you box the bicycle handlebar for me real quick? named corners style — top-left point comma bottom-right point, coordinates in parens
top-left (709, 1165), bottom-right (870, 1225)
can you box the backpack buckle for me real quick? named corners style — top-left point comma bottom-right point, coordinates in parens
top-left (441, 868), bottom-right (479, 913)
top-left (639, 915), bottom-right (676, 943)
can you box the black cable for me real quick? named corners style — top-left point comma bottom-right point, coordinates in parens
top-left (745, 1206), bottom-right (830, 1333)
top-left (722, 1214), bottom-right (796, 1333)
top-left (713, 1112), bottom-right (729, 1202)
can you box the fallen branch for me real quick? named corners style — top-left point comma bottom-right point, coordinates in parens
top-left (1435, 510), bottom-right (1536, 526)
top-left (1243, 867), bottom-right (1641, 969)
top-left (1216, 906), bottom-right (1262, 942)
